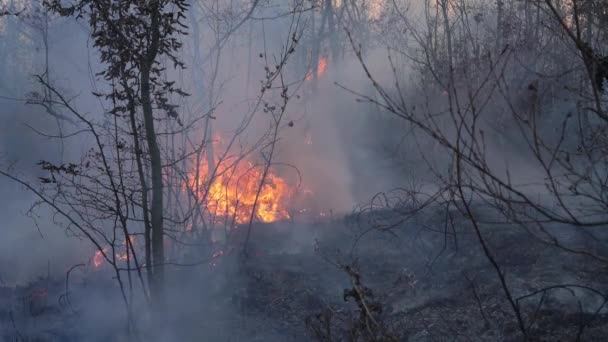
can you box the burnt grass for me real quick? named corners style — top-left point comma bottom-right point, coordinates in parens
top-left (2, 205), bottom-right (608, 341)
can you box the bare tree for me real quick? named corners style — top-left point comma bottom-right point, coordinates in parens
top-left (43, 0), bottom-right (190, 308)
top-left (334, 0), bottom-right (608, 340)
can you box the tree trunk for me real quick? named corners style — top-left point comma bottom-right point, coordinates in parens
top-left (496, 0), bottom-right (503, 52)
top-left (125, 83), bottom-right (154, 289)
top-left (311, 2), bottom-right (319, 92)
top-left (326, 0), bottom-right (338, 62)
top-left (141, 1), bottom-right (164, 304)
top-left (191, 1), bottom-right (215, 202)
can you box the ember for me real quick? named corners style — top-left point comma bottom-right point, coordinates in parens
top-left (306, 56), bottom-right (328, 81)
top-left (92, 249), bottom-right (106, 268)
top-left (91, 235), bottom-right (135, 269)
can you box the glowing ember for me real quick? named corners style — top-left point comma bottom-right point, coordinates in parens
top-left (317, 57), bottom-right (327, 78)
top-left (210, 249), bottom-right (224, 268)
top-left (189, 145), bottom-right (292, 225)
top-left (91, 235), bottom-right (135, 268)
top-left (93, 248), bottom-right (106, 268)
top-left (306, 56), bottom-right (328, 81)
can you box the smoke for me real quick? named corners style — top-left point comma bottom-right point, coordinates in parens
top-left (4, 0), bottom-right (595, 341)
top-left (0, 0), bottom-right (414, 284)
top-left (0, 13), bottom-right (100, 284)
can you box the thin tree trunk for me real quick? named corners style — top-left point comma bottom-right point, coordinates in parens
top-left (496, 0), bottom-right (503, 52)
top-left (125, 84), bottom-right (154, 288)
top-left (141, 0), bottom-right (164, 304)
top-left (326, 0), bottom-right (338, 62)
top-left (311, 2), bottom-right (318, 91)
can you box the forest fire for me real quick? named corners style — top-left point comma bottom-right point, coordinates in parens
top-left (92, 249), bottom-right (105, 268)
top-left (92, 236), bottom-right (135, 268)
top-left (317, 57), bottom-right (327, 78)
top-left (93, 248), bottom-right (130, 268)
top-left (90, 143), bottom-right (296, 270)
top-left (188, 147), bottom-right (293, 225)
top-left (306, 56), bottom-right (328, 81)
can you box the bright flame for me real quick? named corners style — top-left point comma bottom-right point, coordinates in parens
top-left (92, 235), bottom-right (135, 268)
top-left (317, 57), bottom-right (327, 78)
top-left (306, 57), bottom-right (328, 81)
top-left (188, 143), bottom-right (292, 225)
top-left (93, 248), bottom-right (106, 268)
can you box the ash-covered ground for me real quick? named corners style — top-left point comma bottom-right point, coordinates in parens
top-left (2, 205), bottom-right (608, 341)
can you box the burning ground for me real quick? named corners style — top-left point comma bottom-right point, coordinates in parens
top-left (3, 202), bottom-right (608, 341)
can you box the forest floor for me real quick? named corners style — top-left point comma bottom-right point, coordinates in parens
top-left (2, 205), bottom-right (608, 341)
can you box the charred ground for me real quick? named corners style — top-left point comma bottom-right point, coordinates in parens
top-left (3, 204), bottom-right (608, 341)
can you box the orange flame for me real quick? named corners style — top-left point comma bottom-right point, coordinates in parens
top-left (188, 143), bottom-right (292, 225)
top-left (317, 57), bottom-right (327, 78)
top-left (92, 235), bottom-right (135, 268)
top-left (93, 249), bottom-right (106, 268)
top-left (306, 57), bottom-right (328, 81)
